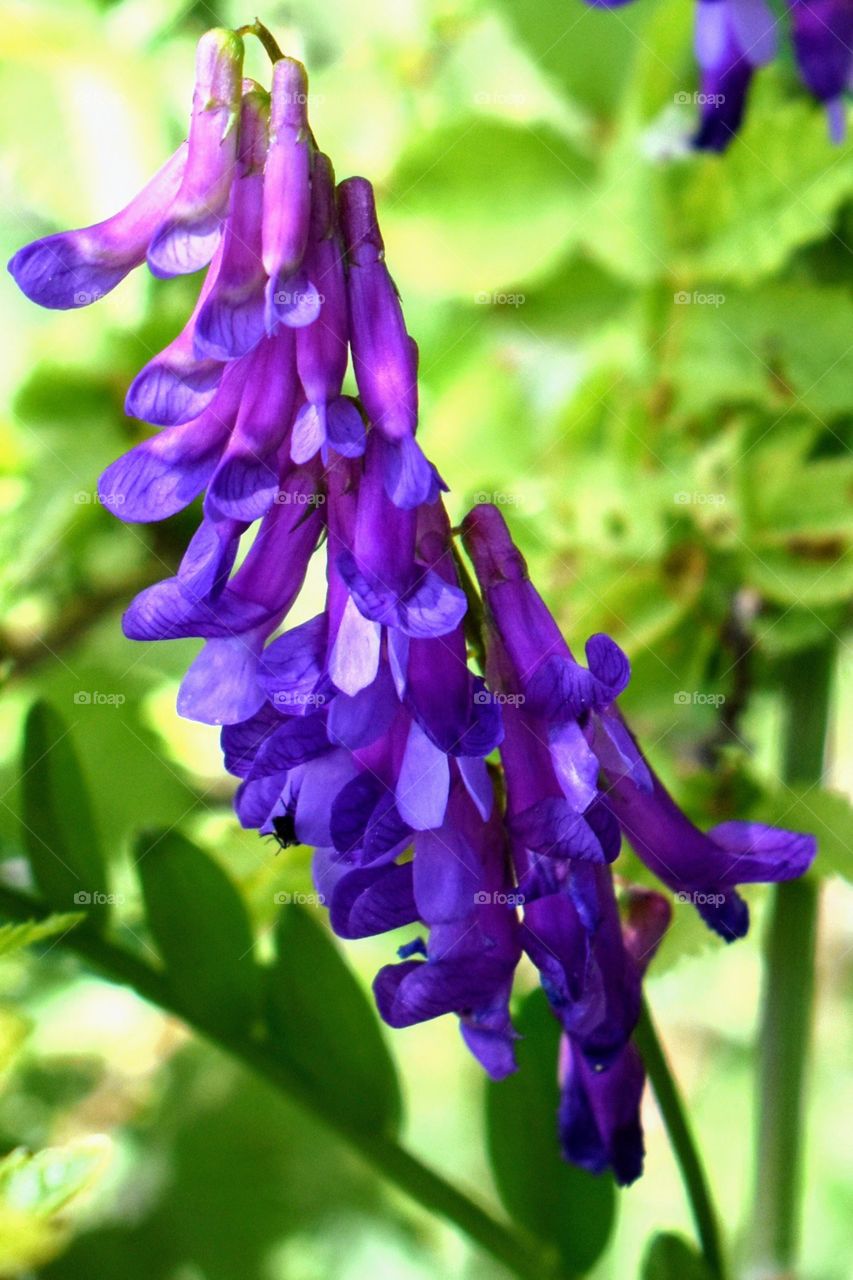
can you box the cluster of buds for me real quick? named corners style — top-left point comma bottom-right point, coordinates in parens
top-left (9, 24), bottom-right (816, 1183)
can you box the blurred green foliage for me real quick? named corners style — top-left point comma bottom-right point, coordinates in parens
top-left (0, 0), bottom-right (851, 1277)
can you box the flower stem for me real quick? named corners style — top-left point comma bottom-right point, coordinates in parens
top-left (0, 885), bottom-right (561, 1280)
top-left (236, 19), bottom-right (285, 64)
top-left (749, 641), bottom-right (833, 1275)
top-left (634, 998), bottom-right (726, 1279)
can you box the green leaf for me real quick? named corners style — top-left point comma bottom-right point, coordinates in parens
top-left (0, 913), bottom-right (83, 958)
top-left (384, 119), bottom-right (594, 298)
top-left (20, 701), bottom-right (110, 923)
top-left (492, 0), bottom-right (661, 118)
top-left (136, 830), bottom-right (262, 1038)
top-left (0, 1138), bottom-right (110, 1277)
top-left (486, 988), bottom-right (616, 1274)
top-left (266, 905), bottom-right (402, 1135)
top-left (642, 1231), bottom-right (714, 1280)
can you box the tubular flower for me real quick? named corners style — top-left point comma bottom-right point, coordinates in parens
top-left (8, 25), bottom-right (818, 1183)
top-left (584, 0), bottom-right (851, 148)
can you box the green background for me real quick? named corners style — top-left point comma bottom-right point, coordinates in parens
top-left (0, 0), bottom-right (851, 1276)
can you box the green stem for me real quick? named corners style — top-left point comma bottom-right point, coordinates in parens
top-left (749, 642), bottom-right (832, 1275)
top-left (236, 19), bottom-right (285, 64)
top-left (634, 999), bottom-right (726, 1279)
top-left (0, 885), bottom-right (560, 1280)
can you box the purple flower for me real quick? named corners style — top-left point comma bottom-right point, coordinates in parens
top-left (338, 178), bottom-right (436, 509)
top-left (8, 144), bottom-right (187, 309)
top-left (147, 29), bottom-right (245, 277)
top-left (584, 0), bottom-right (850, 146)
top-left (597, 717), bottom-right (816, 938)
top-left (262, 58), bottom-right (319, 331)
top-left (788, 0), bottom-right (853, 140)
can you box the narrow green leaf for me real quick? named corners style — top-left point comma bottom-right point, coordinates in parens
top-left (0, 913), bottom-right (84, 958)
top-left (136, 830), bottom-right (262, 1038)
top-left (641, 1231), bottom-right (714, 1280)
top-left (21, 701), bottom-right (110, 923)
top-left (486, 988), bottom-right (616, 1274)
top-left (266, 905), bottom-right (402, 1135)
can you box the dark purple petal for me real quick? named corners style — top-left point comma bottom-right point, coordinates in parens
top-left (338, 177), bottom-right (419, 442)
top-left (260, 614), bottom-right (328, 709)
top-left (221, 703), bottom-right (282, 777)
top-left (327, 664), bottom-right (399, 749)
top-left (380, 435), bottom-right (440, 509)
top-left (327, 861), bottom-right (418, 939)
top-left (510, 798), bottom-right (607, 862)
top-left (251, 713), bottom-right (330, 775)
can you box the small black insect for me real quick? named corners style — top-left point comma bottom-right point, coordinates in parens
top-left (268, 812), bottom-right (298, 852)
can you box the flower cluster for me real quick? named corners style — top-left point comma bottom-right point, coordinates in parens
top-left (586, 0), bottom-right (853, 150)
top-left (9, 25), bottom-right (816, 1184)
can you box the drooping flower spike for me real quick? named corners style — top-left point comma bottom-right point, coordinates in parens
top-left (584, 0), bottom-right (851, 149)
top-left (8, 24), bottom-right (818, 1186)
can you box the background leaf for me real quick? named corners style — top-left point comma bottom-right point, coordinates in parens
top-left (20, 701), bottom-right (110, 923)
top-left (266, 905), bottom-right (403, 1136)
top-left (486, 988), bottom-right (616, 1274)
top-left (136, 830), bottom-right (262, 1038)
top-left (641, 1231), bottom-right (714, 1280)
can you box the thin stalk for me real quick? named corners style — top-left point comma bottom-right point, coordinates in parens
top-left (749, 642), bottom-right (833, 1275)
top-left (0, 885), bottom-right (561, 1280)
top-left (634, 998), bottom-right (726, 1279)
top-left (236, 19), bottom-right (285, 64)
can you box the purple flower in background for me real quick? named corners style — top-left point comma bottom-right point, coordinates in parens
top-left (584, 0), bottom-right (851, 146)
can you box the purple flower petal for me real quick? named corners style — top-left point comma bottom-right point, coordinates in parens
top-left (260, 614), bottom-right (328, 710)
top-left (262, 59), bottom-right (312, 322)
top-left (147, 30), bottom-right (244, 277)
top-left (221, 703), bottom-right (282, 777)
top-left (8, 144), bottom-right (187, 309)
top-left (510, 798), bottom-right (607, 862)
top-left (326, 861), bottom-right (418, 939)
top-left (177, 633), bottom-right (266, 725)
top-left (396, 721), bottom-right (451, 831)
